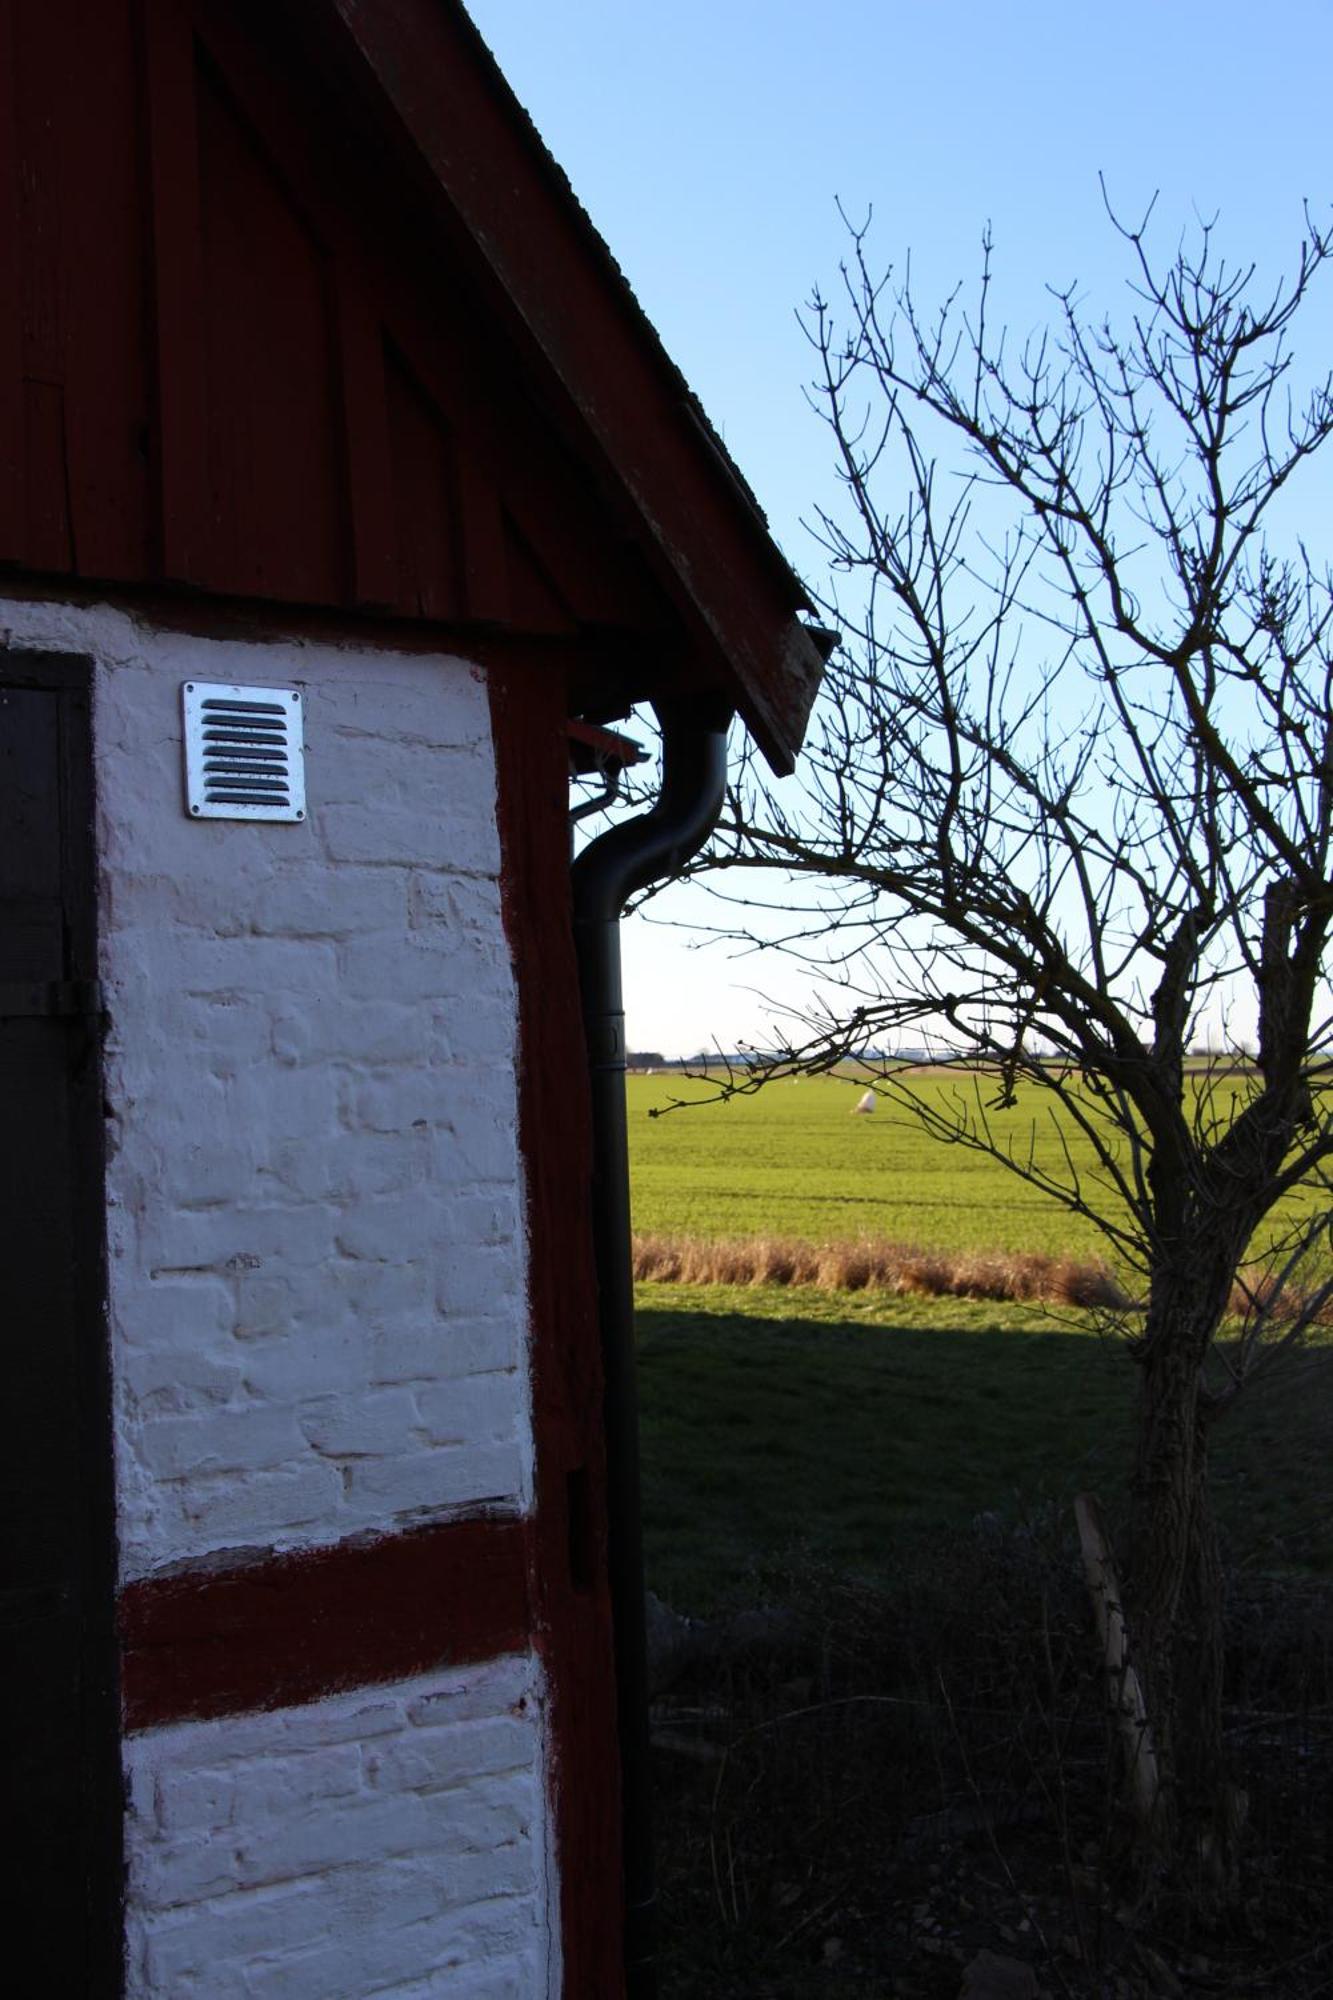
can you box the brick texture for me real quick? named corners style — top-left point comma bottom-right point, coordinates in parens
top-left (1, 600), bottom-right (556, 1998)
top-left (123, 1657), bottom-right (556, 1998)
top-left (76, 612), bottom-right (532, 1576)
top-left (1, 603), bottom-right (532, 1569)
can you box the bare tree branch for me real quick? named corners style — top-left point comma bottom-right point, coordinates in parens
top-left (651, 203), bottom-right (1333, 1875)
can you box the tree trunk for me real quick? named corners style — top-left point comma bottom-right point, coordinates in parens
top-left (1127, 1255), bottom-right (1243, 1899)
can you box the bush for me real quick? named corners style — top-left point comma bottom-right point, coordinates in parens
top-left (652, 1519), bottom-right (1333, 1996)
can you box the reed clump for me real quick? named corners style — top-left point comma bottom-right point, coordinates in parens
top-left (632, 1233), bottom-right (1333, 1321)
top-left (632, 1232), bottom-right (1131, 1309)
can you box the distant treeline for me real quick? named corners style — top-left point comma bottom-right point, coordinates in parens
top-left (627, 1050), bottom-right (1262, 1076)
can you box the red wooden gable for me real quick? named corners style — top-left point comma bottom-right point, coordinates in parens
top-left (0, 0), bottom-right (824, 769)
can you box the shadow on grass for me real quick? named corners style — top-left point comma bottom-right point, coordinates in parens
top-left (636, 1286), bottom-right (1333, 1613)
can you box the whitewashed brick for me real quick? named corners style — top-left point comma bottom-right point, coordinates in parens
top-left (153, 1762), bottom-right (238, 1835)
top-left (129, 1829), bottom-right (242, 1905)
top-left (138, 1406), bottom-right (305, 1479)
top-left (231, 1792), bottom-right (438, 1886)
top-left (327, 674), bottom-right (488, 749)
top-left (431, 1113), bottom-right (520, 1187)
top-left (301, 1389), bottom-right (418, 1458)
top-left (363, 1717), bottom-right (532, 1794)
top-left (141, 1864), bottom-right (452, 1988)
top-left (334, 1258), bottom-right (432, 1321)
top-left (434, 1245), bottom-right (522, 1317)
top-left (400, 1656), bottom-right (531, 1724)
top-left (344, 1069), bottom-right (460, 1136)
top-left (235, 1327), bottom-right (370, 1404)
top-left (234, 1274), bottom-right (297, 1340)
top-left (370, 1316), bottom-right (522, 1386)
top-left (345, 1440), bottom-right (524, 1515)
top-left (440, 1004), bottom-right (519, 1064)
top-left (370, 1959), bottom-right (544, 2000)
top-left (268, 1132), bottom-right (428, 1203)
top-left (110, 793), bottom-right (290, 881)
top-left (175, 993), bottom-right (275, 1064)
top-left (251, 869), bottom-right (405, 938)
top-left (172, 1463), bottom-right (344, 1542)
top-left (430, 1190), bottom-right (524, 1248)
top-left (323, 802), bottom-right (498, 875)
top-left (123, 1661), bottom-right (553, 2000)
top-left (174, 1143), bottom-right (263, 1209)
top-left (122, 1277), bottom-right (237, 1348)
top-left (270, 1001), bottom-right (428, 1069)
top-left (125, 1756), bottom-right (158, 1821)
top-left (338, 931), bottom-right (490, 1003)
top-left (334, 1190), bottom-right (437, 1263)
top-left (1, 603), bottom-right (550, 1992)
top-left (313, 729), bottom-right (488, 804)
top-left (227, 1065), bottom-right (342, 1144)
top-left (274, 1695), bottom-right (407, 1747)
top-left (126, 1351), bottom-right (246, 1416)
top-left (415, 1374), bottom-right (519, 1445)
top-left (160, 934), bottom-right (342, 998)
top-left (138, 1201), bottom-right (340, 1278)
top-left (81, 613), bottom-right (533, 1554)
top-left (104, 867), bottom-right (231, 936)
top-left (408, 871), bottom-right (505, 934)
top-left (242, 1899), bottom-right (535, 2000)
top-left (229, 1742), bottom-right (365, 1824)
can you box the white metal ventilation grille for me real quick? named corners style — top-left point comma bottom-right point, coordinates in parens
top-left (182, 682), bottom-right (306, 822)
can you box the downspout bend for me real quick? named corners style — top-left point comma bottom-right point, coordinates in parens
top-left (573, 701), bottom-right (730, 923)
top-left (570, 699), bottom-right (730, 2000)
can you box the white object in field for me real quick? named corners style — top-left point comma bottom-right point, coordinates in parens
top-left (852, 1089), bottom-right (876, 1114)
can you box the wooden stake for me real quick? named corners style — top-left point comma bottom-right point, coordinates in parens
top-left (1074, 1492), bottom-right (1160, 1834)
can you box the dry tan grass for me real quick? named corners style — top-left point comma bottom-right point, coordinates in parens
top-left (632, 1232), bottom-right (1333, 1322)
top-left (632, 1232), bottom-right (1131, 1309)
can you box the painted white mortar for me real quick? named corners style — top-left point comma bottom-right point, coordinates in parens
top-left (122, 1654), bottom-right (558, 1999)
top-left (0, 598), bottom-right (533, 1575)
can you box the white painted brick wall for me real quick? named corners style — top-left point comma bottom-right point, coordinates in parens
top-left (0, 600), bottom-right (533, 1576)
top-left (123, 1657), bottom-right (558, 1999)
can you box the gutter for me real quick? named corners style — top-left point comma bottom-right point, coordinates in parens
top-left (570, 700), bottom-right (731, 2000)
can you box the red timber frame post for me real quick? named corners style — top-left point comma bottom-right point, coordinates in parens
top-left (488, 657), bottom-right (625, 1997)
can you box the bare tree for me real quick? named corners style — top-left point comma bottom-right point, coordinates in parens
top-left (684, 200), bottom-right (1333, 1884)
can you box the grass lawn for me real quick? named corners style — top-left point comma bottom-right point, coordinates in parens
top-left (636, 1283), bottom-right (1333, 1611)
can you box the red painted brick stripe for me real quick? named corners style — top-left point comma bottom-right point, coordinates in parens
top-left (118, 1516), bottom-right (530, 1732)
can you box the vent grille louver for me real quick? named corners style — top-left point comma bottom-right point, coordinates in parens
top-left (183, 683), bottom-right (306, 822)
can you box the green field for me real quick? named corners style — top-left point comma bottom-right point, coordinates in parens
top-left (629, 1069), bottom-right (1137, 1263)
top-left (628, 1071), bottom-right (1333, 1608)
top-left (627, 1068), bottom-right (1328, 1273)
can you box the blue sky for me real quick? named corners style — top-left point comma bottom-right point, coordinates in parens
top-left (466, 1), bottom-right (1333, 1055)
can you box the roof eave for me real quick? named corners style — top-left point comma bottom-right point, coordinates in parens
top-left (309, 0), bottom-right (825, 773)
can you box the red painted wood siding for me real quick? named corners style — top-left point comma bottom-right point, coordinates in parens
top-left (0, 0), bottom-right (664, 655)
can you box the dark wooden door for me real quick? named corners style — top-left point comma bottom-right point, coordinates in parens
top-left (0, 653), bottom-right (120, 1991)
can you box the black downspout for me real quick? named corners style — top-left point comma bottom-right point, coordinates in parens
top-left (571, 700), bottom-right (731, 2000)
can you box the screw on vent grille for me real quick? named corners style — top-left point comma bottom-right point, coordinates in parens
top-left (182, 683), bottom-right (306, 822)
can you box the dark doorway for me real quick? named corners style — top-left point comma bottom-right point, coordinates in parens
top-left (0, 652), bottom-right (121, 1991)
